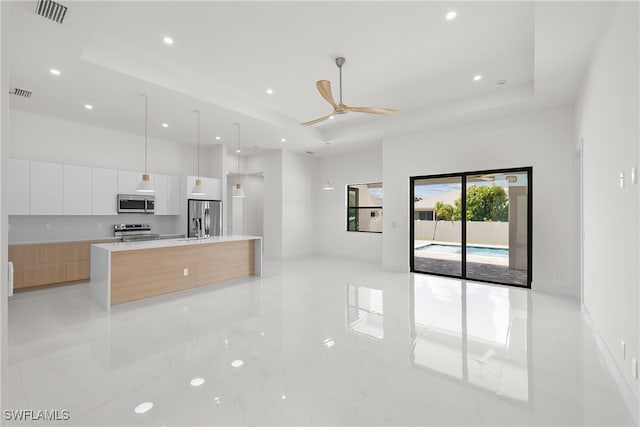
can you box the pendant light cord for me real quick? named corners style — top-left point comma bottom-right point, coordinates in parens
top-left (144, 95), bottom-right (148, 174)
top-left (235, 122), bottom-right (241, 186)
top-left (339, 65), bottom-right (343, 105)
top-left (195, 110), bottom-right (200, 179)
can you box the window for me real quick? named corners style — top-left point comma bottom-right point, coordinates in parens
top-left (347, 182), bottom-right (383, 233)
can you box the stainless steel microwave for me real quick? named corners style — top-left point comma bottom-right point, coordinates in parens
top-left (117, 194), bottom-right (155, 214)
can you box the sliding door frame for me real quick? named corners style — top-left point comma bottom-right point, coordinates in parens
top-left (409, 166), bottom-right (533, 288)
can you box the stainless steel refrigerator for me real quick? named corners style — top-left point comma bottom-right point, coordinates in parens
top-left (188, 199), bottom-right (222, 238)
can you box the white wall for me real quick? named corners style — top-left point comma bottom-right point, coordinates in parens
top-left (281, 151), bottom-right (316, 259)
top-left (316, 144), bottom-right (383, 263)
top-left (246, 151), bottom-right (282, 258)
top-left (0, 0), bottom-right (9, 410)
top-left (243, 174), bottom-right (264, 237)
top-left (382, 106), bottom-right (577, 297)
top-left (575, 2), bottom-right (639, 402)
top-left (10, 110), bottom-right (199, 176)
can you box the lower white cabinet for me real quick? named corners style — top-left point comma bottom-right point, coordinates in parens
top-left (92, 168), bottom-right (118, 215)
top-left (30, 161), bottom-right (63, 215)
top-left (63, 165), bottom-right (92, 215)
top-left (8, 159), bottom-right (30, 215)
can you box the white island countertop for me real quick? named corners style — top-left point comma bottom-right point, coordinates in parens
top-left (90, 235), bottom-right (263, 311)
top-left (93, 235), bottom-right (262, 252)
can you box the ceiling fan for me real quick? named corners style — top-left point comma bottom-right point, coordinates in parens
top-left (301, 57), bottom-right (398, 126)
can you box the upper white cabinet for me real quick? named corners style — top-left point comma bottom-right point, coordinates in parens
top-left (117, 170), bottom-right (141, 195)
top-left (92, 167), bottom-right (118, 215)
top-left (8, 159), bottom-right (30, 215)
top-left (167, 175), bottom-right (180, 215)
top-left (8, 159), bottom-right (194, 217)
top-left (153, 174), bottom-right (169, 215)
top-left (30, 161), bottom-right (63, 215)
top-left (63, 165), bottom-right (92, 215)
top-left (186, 176), bottom-right (221, 201)
top-left (153, 175), bottom-right (180, 216)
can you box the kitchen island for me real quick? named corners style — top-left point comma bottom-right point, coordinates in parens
top-left (90, 235), bottom-right (262, 310)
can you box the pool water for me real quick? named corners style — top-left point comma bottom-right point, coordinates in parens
top-left (416, 244), bottom-right (508, 259)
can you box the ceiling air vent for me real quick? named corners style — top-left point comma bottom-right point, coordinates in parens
top-left (9, 87), bottom-right (33, 98)
top-left (305, 151), bottom-right (314, 155)
top-left (35, 0), bottom-right (68, 24)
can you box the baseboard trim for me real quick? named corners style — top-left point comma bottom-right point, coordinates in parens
top-left (582, 305), bottom-right (639, 425)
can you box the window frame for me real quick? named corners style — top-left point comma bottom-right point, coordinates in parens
top-left (346, 182), bottom-right (383, 234)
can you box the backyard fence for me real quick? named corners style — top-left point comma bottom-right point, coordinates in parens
top-left (414, 220), bottom-right (508, 246)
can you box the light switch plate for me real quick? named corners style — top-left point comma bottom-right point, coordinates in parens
top-left (632, 166), bottom-right (637, 185)
top-left (45, 223), bottom-right (52, 231)
top-left (183, 268), bottom-right (189, 277)
top-left (621, 340), bottom-right (626, 359)
top-left (633, 358), bottom-right (638, 379)
top-left (619, 172), bottom-right (625, 189)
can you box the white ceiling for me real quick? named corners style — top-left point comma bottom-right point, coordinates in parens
top-left (7, 1), bottom-right (615, 156)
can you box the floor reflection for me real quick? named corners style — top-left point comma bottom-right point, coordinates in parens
top-left (346, 284), bottom-right (384, 340)
top-left (410, 274), bottom-right (531, 402)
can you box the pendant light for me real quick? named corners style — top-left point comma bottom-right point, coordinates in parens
top-left (322, 142), bottom-right (335, 190)
top-left (190, 110), bottom-right (205, 196)
top-left (136, 94), bottom-right (154, 193)
top-left (232, 122), bottom-right (245, 198)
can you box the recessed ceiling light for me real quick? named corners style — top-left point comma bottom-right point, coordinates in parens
top-left (231, 359), bottom-right (244, 368)
top-left (236, 149), bottom-right (241, 153)
top-left (281, 395), bottom-right (287, 400)
top-left (134, 402), bottom-right (154, 414)
top-left (190, 378), bottom-right (205, 387)
top-left (162, 123), bottom-right (169, 128)
top-left (473, 74), bottom-right (482, 81)
top-left (266, 88), bottom-right (273, 94)
top-left (49, 68), bottom-right (61, 76)
top-left (329, 115), bottom-right (334, 119)
top-left (215, 136), bottom-right (221, 140)
top-left (446, 11), bottom-right (457, 20)
top-left (163, 36), bottom-right (174, 45)
top-left (281, 138), bottom-right (286, 143)
top-left (84, 104), bottom-right (93, 110)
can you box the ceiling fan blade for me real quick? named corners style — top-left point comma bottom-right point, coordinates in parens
top-left (316, 80), bottom-right (338, 109)
top-left (347, 106), bottom-right (399, 116)
top-left (301, 113), bottom-right (334, 126)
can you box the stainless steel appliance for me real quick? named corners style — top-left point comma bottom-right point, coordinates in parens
top-left (188, 199), bottom-right (222, 238)
top-left (114, 223), bottom-right (160, 242)
top-left (117, 194), bottom-right (155, 214)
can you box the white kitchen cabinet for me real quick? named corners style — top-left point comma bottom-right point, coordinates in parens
top-left (92, 167), bottom-right (118, 215)
top-left (63, 165), bottom-right (92, 215)
top-left (8, 159), bottom-right (30, 215)
top-left (153, 175), bottom-right (181, 215)
top-left (30, 161), bottom-right (63, 215)
top-left (186, 176), bottom-right (221, 200)
top-left (167, 175), bottom-right (181, 215)
top-left (153, 174), bottom-right (169, 215)
top-left (117, 170), bottom-right (143, 195)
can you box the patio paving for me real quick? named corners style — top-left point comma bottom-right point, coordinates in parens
top-left (413, 255), bottom-right (528, 286)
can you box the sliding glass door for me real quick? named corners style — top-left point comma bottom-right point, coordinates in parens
top-left (412, 175), bottom-right (463, 277)
top-left (410, 168), bottom-right (532, 288)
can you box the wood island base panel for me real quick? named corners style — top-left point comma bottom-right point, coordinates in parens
top-left (90, 236), bottom-right (262, 310)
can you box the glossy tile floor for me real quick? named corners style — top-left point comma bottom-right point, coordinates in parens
top-left (7, 257), bottom-right (635, 426)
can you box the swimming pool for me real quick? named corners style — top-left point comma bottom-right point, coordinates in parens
top-left (416, 244), bottom-right (508, 259)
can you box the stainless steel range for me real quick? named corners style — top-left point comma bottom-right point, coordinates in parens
top-left (114, 224), bottom-right (160, 242)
